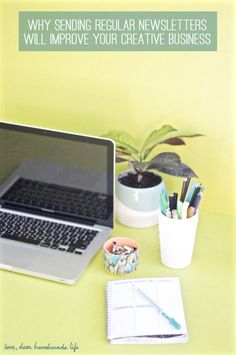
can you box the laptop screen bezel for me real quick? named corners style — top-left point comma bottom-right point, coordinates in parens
top-left (0, 121), bottom-right (114, 229)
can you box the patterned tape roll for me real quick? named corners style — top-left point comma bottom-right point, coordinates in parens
top-left (103, 237), bottom-right (139, 274)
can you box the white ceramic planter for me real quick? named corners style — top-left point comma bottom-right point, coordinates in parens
top-left (115, 171), bottom-right (165, 228)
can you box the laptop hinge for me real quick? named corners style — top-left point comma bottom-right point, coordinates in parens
top-left (1, 202), bottom-right (97, 226)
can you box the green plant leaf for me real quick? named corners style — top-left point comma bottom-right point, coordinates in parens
top-left (143, 128), bottom-right (204, 160)
top-left (142, 125), bottom-right (177, 152)
top-left (102, 131), bottom-right (140, 156)
top-left (147, 152), bottom-right (198, 177)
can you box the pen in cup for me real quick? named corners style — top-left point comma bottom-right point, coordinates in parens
top-left (160, 178), bottom-right (204, 219)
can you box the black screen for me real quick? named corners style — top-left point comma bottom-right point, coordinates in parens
top-left (0, 122), bottom-right (114, 228)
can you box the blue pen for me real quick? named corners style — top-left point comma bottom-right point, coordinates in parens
top-left (136, 287), bottom-right (182, 330)
top-left (159, 193), bottom-right (164, 212)
top-left (186, 182), bottom-right (196, 203)
top-left (160, 193), bottom-right (168, 209)
top-left (160, 197), bottom-right (166, 215)
top-left (161, 188), bottom-right (168, 205)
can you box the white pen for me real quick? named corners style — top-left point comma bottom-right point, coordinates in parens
top-left (181, 201), bottom-right (189, 219)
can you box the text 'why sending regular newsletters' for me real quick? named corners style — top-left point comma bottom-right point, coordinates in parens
top-left (51, 18), bottom-right (211, 45)
top-left (19, 12), bottom-right (217, 51)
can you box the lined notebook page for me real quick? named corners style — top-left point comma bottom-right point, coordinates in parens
top-left (106, 278), bottom-right (188, 344)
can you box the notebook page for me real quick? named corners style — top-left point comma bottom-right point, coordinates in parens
top-left (107, 280), bottom-right (136, 339)
top-left (107, 278), bottom-right (187, 340)
top-left (134, 278), bottom-right (187, 336)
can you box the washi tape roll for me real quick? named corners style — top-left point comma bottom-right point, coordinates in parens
top-left (103, 237), bottom-right (139, 274)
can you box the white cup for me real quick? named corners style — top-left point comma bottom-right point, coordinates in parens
top-left (158, 210), bottom-right (199, 268)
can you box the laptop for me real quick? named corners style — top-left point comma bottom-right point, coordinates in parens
top-left (0, 122), bottom-right (114, 284)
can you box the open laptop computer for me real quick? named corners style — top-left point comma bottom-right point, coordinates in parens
top-left (0, 122), bottom-right (114, 284)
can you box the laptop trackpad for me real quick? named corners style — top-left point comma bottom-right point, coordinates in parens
top-left (0, 242), bottom-right (40, 269)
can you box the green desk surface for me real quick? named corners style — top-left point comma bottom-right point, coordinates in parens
top-left (0, 212), bottom-right (235, 355)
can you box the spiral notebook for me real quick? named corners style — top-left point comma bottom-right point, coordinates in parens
top-left (106, 277), bottom-right (188, 344)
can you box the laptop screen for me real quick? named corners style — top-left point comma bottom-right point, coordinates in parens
top-left (0, 122), bottom-right (114, 228)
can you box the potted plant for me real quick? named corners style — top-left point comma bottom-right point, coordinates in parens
top-left (103, 125), bottom-right (203, 228)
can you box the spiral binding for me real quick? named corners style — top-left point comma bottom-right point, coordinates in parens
top-left (106, 283), bottom-right (112, 341)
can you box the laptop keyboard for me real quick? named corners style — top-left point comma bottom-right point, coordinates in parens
top-left (2, 177), bottom-right (109, 220)
top-left (0, 212), bottom-right (99, 255)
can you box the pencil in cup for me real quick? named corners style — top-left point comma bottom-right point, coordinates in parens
top-left (160, 180), bottom-right (204, 219)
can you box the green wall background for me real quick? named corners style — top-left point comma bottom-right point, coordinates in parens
top-left (0, 0), bottom-right (235, 216)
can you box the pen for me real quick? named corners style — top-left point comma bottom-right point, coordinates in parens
top-left (136, 287), bottom-right (182, 330)
top-left (186, 182), bottom-right (196, 203)
top-left (160, 181), bottom-right (204, 219)
top-left (160, 193), bottom-right (168, 210)
top-left (187, 206), bottom-right (196, 218)
top-left (161, 188), bottom-right (168, 205)
top-left (192, 192), bottom-right (202, 209)
top-left (165, 208), bottom-right (172, 218)
top-left (181, 201), bottom-right (189, 219)
top-left (173, 193), bottom-right (178, 210)
top-left (180, 176), bottom-right (191, 202)
top-left (180, 178), bottom-right (187, 202)
top-left (177, 201), bottom-right (182, 219)
top-left (172, 209), bottom-right (178, 219)
top-left (189, 184), bottom-right (201, 207)
top-left (168, 194), bottom-right (173, 210)
top-left (185, 176), bottom-right (191, 192)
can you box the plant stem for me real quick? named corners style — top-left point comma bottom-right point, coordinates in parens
top-left (137, 173), bottom-right (143, 183)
